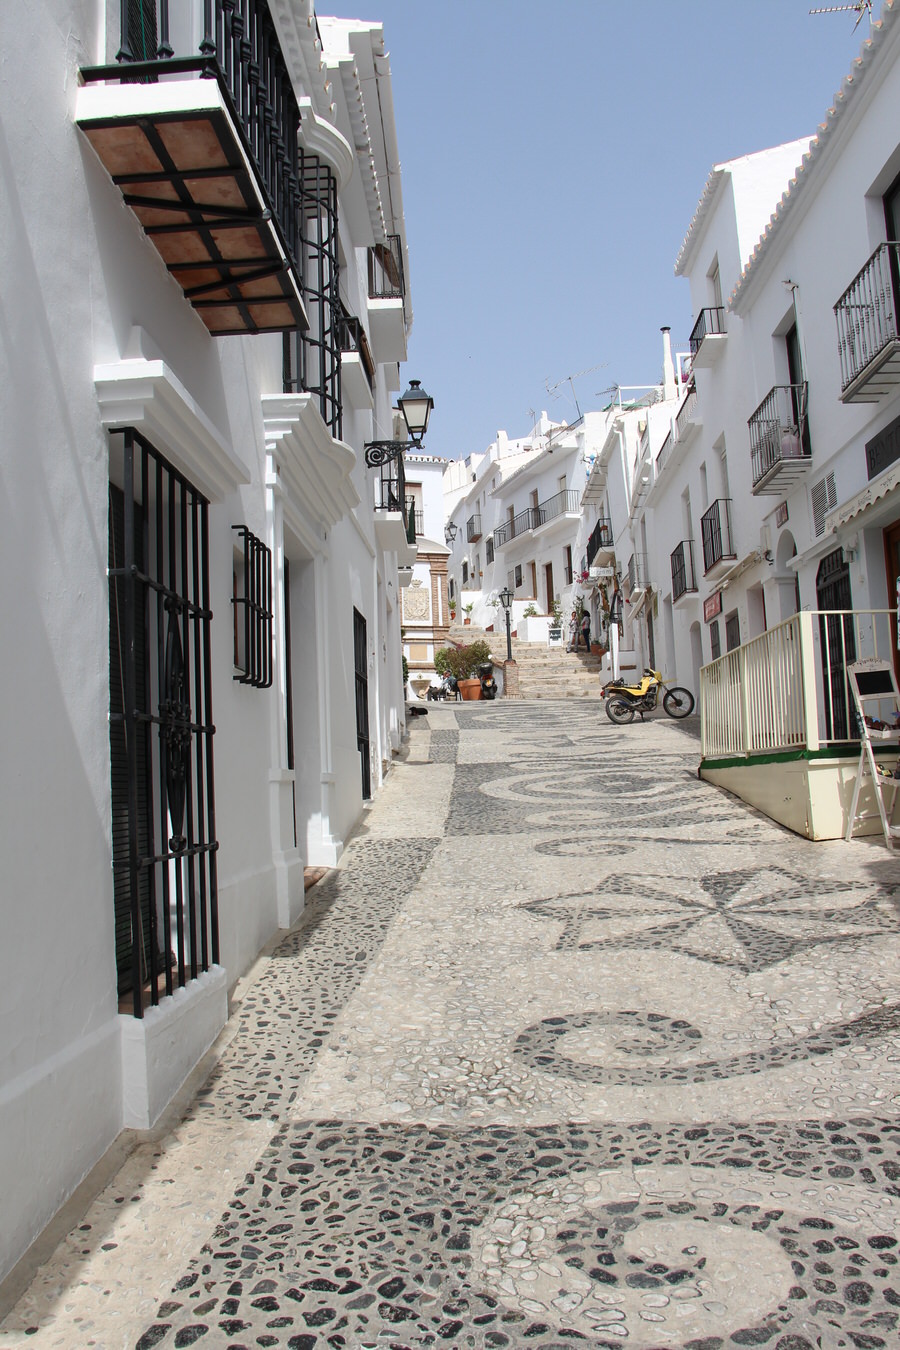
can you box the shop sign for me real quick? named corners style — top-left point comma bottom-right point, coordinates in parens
top-left (590, 565), bottom-right (614, 579)
top-left (703, 591), bottom-right (722, 623)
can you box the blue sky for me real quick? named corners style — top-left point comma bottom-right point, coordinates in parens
top-left (323, 0), bottom-right (874, 458)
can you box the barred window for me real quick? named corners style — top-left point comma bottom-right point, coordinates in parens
top-left (232, 526), bottom-right (273, 688)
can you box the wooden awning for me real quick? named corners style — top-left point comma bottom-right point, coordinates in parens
top-left (78, 81), bottom-right (306, 337)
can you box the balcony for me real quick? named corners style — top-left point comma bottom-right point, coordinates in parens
top-left (467, 513), bottom-right (483, 542)
top-left (627, 552), bottom-right (649, 597)
top-left (675, 381), bottom-right (701, 447)
top-left (670, 539), bottom-right (698, 602)
top-left (586, 516), bottom-right (613, 566)
top-left (373, 458), bottom-right (415, 561)
top-left (689, 307), bottom-right (727, 368)
top-left (700, 499), bottom-right (736, 576)
top-left (405, 500), bottom-right (424, 541)
top-left (655, 429), bottom-right (674, 476)
top-left (492, 505), bottom-right (541, 550)
top-left (339, 313), bottom-right (376, 409)
top-left (834, 243), bottom-right (900, 403)
top-left (749, 383), bottom-right (811, 495)
top-left (367, 234), bottom-right (407, 363)
top-left (77, 0), bottom-right (310, 336)
top-left (536, 488), bottom-right (580, 529)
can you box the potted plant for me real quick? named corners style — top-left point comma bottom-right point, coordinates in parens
top-left (462, 602), bottom-right (474, 626)
top-left (434, 639), bottom-right (492, 700)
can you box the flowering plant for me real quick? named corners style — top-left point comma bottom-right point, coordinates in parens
top-left (574, 569), bottom-right (590, 585)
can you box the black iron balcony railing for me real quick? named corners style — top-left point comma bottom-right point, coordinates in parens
top-left (700, 499), bottom-right (736, 573)
top-left (671, 539), bottom-right (698, 601)
top-left (536, 488), bottom-right (580, 525)
top-left (834, 242), bottom-right (900, 395)
top-left (339, 313), bottom-right (376, 393)
top-left (368, 234), bottom-right (405, 300)
top-left (586, 516), bottom-right (613, 566)
top-left (375, 456), bottom-right (407, 517)
top-left (492, 505), bottom-right (541, 549)
top-left (689, 306), bottom-right (726, 356)
top-left (676, 381), bottom-right (699, 439)
top-left (405, 500), bottom-right (422, 544)
top-left (93, 0), bottom-right (302, 267)
top-left (467, 513), bottom-right (482, 542)
top-left (627, 552), bottom-right (649, 594)
top-left (656, 430), bottom-right (674, 475)
top-left (749, 383), bottom-right (811, 489)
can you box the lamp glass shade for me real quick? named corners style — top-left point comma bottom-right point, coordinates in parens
top-left (444, 521), bottom-right (458, 544)
top-left (398, 379), bottom-right (433, 441)
top-left (499, 586), bottom-right (513, 611)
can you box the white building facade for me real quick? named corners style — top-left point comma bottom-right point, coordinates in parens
top-left (1, 0), bottom-right (419, 1284)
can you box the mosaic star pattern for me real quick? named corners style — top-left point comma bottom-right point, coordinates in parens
top-left (4, 700), bottom-right (900, 1350)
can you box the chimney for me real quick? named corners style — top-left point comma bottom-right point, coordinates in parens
top-left (661, 326), bottom-right (676, 401)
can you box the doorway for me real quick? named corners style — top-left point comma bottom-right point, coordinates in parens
top-left (816, 548), bottom-right (855, 740)
top-left (544, 562), bottom-right (554, 613)
top-left (353, 608), bottom-right (371, 799)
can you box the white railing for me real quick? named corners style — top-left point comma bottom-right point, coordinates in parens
top-left (701, 610), bottom-right (897, 759)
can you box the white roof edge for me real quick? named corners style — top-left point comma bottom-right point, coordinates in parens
top-left (674, 166), bottom-right (728, 277)
top-left (730, 0), bottom-right (900, 312)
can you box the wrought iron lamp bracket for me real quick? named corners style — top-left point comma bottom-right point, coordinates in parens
top-left (363, 439), bottom-right (420, 469)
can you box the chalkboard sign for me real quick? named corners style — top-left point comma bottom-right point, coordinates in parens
top-left (855, 669), bottom-right (895, 697)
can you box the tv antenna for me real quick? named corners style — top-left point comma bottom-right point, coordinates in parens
top-left (544, 363), bottom-right (608, 420)
top-left (809, 1), bottom-right (872, 30)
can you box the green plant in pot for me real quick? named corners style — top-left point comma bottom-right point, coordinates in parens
top-left (462, 601), bottom-right (474, 625)
top-left (434, 640), bottom-right (492, 699)
top-left (522, 602), bottom-right (539, 619)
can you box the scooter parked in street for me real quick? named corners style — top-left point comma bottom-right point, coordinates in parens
top-left (479, 661), bottom-right (498, 700)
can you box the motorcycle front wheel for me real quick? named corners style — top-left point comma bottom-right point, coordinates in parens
top-left (663, 687), bottom-right (695, 718)
top-left (605, 698), bottom-right (635, 725)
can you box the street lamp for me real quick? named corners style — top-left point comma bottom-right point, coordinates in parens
top-left (364, 378), bottom-right (435, 468)
top-left (444, 520), bottom-right (458, 546)
top-left (499, 584), bottom-right (514, 662)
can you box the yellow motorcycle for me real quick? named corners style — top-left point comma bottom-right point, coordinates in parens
top-left (603, 668), bottom-right (694, 724)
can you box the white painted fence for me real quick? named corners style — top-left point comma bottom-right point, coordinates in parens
top-left (701, 610), bottom-right (897, 758)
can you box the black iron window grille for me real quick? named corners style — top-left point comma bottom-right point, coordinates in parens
top-left (283, 151), bottom-right (341, 437)
top-left (353, 608), bottom-right (371, 799)
top-left (710, 619), bottom-right (721, 661)
top-left (374, 454), bottom-right (407, 517)
top-left (486, 537), bottom-right (494, 565)
top-left (108, 428), bottom-right (218, 1018)
top-left (368, 234), bottom-right (405, 299)
top-left (405, 499), bottom-right (423, 539)
top-left (231, 526), bottom-right (273, 688)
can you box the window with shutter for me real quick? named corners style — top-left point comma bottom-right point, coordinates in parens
top-left (811, 472), bottom-right (837, 537)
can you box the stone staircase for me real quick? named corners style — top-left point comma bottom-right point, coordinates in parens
top-left (447, 623), bottom-right (605, 699)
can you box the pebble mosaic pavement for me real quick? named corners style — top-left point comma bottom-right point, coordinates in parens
top-left (3, 702), bottom-right (900, 1350)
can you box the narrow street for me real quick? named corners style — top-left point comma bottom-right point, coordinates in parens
top-left (3, 701), bottom-right (900, 1350)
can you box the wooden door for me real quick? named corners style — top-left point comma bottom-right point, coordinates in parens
top-left (544, 562), bottom-right (553, 612)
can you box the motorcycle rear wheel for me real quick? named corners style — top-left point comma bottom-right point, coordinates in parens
top-left (663, 687), bottom-right (695, 718)
top-left (606, 698), bottom-right (635, 725)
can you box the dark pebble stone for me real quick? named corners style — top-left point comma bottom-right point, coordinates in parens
top-left (446, 1233), bottom-right (470, 1250)
top-left (221, 1301), bottom-right (240, 1316)
top-left (730, 1327), bottom-right (778, 1345)
top-left (845, 1281), bottom-right (875, 1305)
top-left (774, 1338), bottom-right (816, 1349)
top-left (255, 1339), bottom-right (278, 1348)
top-left (484, 1335), bottom-right (510, 1347)
top-left (813, 1279), bottom-right (837, 1293)
top-left (174, 1328), bottom-right (209, 1348)
top-left (684, 1339), bottom-right (723, 1350)
top-left (437, 1320), bottom-right (464, 1338)
top-left (303, 1280), bottom-right (340, 1293)
top-left (287, 1338), bottom-right (318, 1350)
top-left (251, 1281), bottom-right (277, 1294)
top-left (870, 1236), bottom-right (898, 1249)
top-left (377, 1303), bottom-right (415, 1323)
top-left (158, 1302), bottom-right (183, 1317)
top-left (303, 1309), bottom-right (335, 1328)
top-left (625, 1273), bottom-right (661, 1289)
top-left (266, 1318), bottom-right (294, 1328)
top-left (175, 1275), bottom-right (199, 1292)
top-left (377, 1277), bottom-right (406, 1299)
top-left (847, 1338), bottom-right (887, 1349)
top-left (135, 1328), bottom-right (171, 1350)
top-left (218, 1322), bottom-right (251, 1335)
top-left (251, 1297), bottom-right (279, 1312)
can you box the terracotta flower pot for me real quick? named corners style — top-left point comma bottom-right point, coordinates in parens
top-left (458, 678), bottom-right (482, 700)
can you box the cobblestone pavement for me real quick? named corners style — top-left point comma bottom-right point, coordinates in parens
top-left (3, 703), bottom-right (900, 1350)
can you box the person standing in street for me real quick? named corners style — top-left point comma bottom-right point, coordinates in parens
top-left (567, 610), bottom-right (578, 652)
top-left (580, 609), bottom-right (591, 652)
